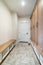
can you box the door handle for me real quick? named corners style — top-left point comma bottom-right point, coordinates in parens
top-left (26, 33), bottom-right (28, 34)
top-left (36, 22), bottom-right (38, 28)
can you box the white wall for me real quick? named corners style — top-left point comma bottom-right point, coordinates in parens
top-left (0, 1), bottom-right (18, 45)
top-left (0, 1), bottom-right (13, 45)
top-left (12, 13), bottom-right (18, 39)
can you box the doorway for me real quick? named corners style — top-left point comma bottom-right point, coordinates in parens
top-left (18, 18), bottom-right (30, 43)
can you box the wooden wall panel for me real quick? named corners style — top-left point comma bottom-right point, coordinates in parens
top-left (31, 18), bottom-right (33, 40)
top-left (38, 1), bottom-right (43, 50)
top-left (33, 11), bottom-right (35, 42)
top-left (31, 12), bottom-right (35, 41)
top-left (34, 5), bottom-right (38, 45)
top-left (31, 0), bottom-right (43, 56)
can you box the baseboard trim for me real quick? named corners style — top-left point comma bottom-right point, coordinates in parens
top-left (31, 45), bottom-right (41, 65)
top-left (31, 41), bottom-right (42, 65)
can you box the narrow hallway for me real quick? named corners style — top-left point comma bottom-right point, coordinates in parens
top-left (2, 43), bottom-right (40, 65)
top-left (0, 0), bottom-right (43, 65)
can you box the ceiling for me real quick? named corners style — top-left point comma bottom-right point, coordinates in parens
top-left (2, 0), bottom-right (36, 17)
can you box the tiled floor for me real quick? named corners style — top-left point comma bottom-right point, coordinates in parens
top-left (2, 43), bottom-right (40, 65)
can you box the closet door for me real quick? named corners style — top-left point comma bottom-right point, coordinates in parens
top-left (31, 18), bottom-right (32, 40)
top-left (32, 12), bottom-right (35, 42)
top-left (35, 5), bottom-right (38, 45)
top-left (38, 1), bottom-right (43, 50)
top-left (31, 15), bottom-right (34, 41)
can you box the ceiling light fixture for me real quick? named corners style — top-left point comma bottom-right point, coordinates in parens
top-left (21, 1), bottom-right (25, 6)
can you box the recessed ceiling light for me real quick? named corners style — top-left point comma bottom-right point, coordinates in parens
top-left (21, 1), bottom-right (25, 6)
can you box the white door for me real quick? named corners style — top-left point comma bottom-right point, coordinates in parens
top-left (18, 20), bottom-right (30, 42)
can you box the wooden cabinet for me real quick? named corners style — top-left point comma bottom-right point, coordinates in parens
top-left (31, 0), bottom-right (43, 55)
top-left (31, 1), bottom-right (39, 45)
top-left (31, 10), bottom-right (35, 42)
top-left (33, 12), bottom-right (35, 42)
top-left (34, 5), bottom-right (38, 45)
top-left (38, 1), bottom-right (43, 50)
